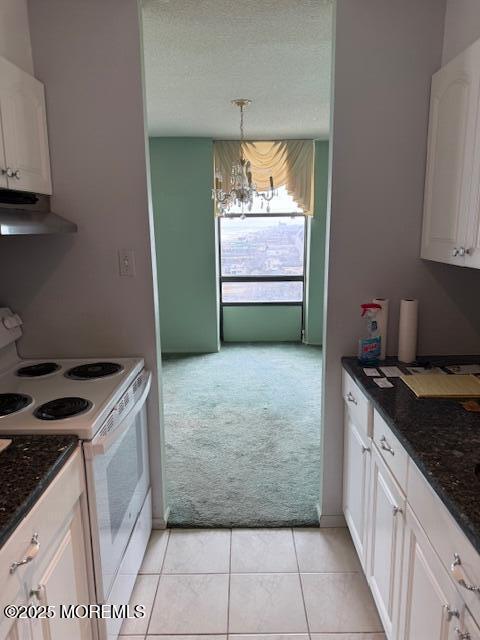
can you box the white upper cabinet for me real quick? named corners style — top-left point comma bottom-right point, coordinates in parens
top-left (0, 57), bottom-right (52, 195)
top-left (421, 38), bottom-right (480, 268)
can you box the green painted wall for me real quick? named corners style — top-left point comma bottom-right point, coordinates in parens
top-left (223, 306), bottom-right (302, 342)
top-left (304, 140), bottom-right (329, 345)
top-left (149, 138), bottom-right (220, 354)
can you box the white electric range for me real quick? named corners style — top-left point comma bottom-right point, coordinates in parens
top-left (0, 308), bottom-right (152, 640)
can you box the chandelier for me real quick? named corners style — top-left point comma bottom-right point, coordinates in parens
top-left (212, 99), bottom-right (277, 216)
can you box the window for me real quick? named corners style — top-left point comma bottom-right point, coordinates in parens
top-left (219, 213), bottom-right (305, 305)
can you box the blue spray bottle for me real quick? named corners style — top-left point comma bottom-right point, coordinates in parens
top-left (358, 303), bottom-right (382, 365)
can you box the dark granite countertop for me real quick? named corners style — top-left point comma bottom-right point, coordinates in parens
top-left (342, 355), bottom-right (480, 554)
top-left (0, 434), bottom-right (78, 549)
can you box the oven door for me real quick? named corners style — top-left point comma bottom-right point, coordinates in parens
top-left (83, 371), bottom-right (151, 602)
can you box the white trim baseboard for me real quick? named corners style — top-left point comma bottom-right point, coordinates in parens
top-left (152, 505), bottom-right (170, 530)
top-left (317, 504), bottom-right (346, 528)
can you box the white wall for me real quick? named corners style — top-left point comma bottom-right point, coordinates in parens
top-left (0, 0), bottom-right (166, 524)
top-left (442, 0), bottom-right (480, 64)
top-left (0, 0), bottom-right (33, 73)
top-left (322, 0), bottom-right (480, 522)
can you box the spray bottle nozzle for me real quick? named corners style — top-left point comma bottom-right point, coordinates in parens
top-left (360, 303), bottom-right (382, 317)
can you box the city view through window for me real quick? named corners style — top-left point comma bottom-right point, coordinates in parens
top-left (220, 213), bottom-right (305, 303)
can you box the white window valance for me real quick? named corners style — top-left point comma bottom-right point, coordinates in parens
top-left (213, 139), bottom-right (315, 215)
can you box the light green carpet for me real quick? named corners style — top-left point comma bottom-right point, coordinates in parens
top-left (162, 343), bottom-right (322, 527)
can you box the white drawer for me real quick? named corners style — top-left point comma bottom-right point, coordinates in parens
top-left (372, 410), bottom-right (408, 493)
top-left (408, 459), bottom-right (480, 624)
top-left (342, 369), bottom-right (373, 437)
top-left (0, 447), bottom-right (84, 636)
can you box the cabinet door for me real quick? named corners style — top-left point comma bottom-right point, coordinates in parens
top-left (421, 41), bottom-right (480, 266)
top-left (2, 596), bottom-right (32, 640)
top-left (398, 505), bottom-right (460, 640)
top-left (367, 445), bottom-right (405, 639)
top-left (343, 412), bottom-right (370, 569)
top-left (460, 608), bottom-right (480, 639)
top-left (0, 57), bottom-right (52, 195)
top-left (30, 501), bottom-right (92, 640)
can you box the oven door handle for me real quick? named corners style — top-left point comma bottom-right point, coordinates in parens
top-left (84, 371), bottom-right (152, 458)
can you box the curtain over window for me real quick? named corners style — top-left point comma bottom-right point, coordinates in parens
top-left (213, 139), bottom-right (315, 215)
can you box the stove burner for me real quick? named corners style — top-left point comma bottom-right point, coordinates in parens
top-left (65, 362), bottom-right (123, 380)
top-left (0, 393), bottom-right (32, 417)
top-left (16, 362), bottom-right (61, 378)
top-left (34, 397), bottom-right (92, 421)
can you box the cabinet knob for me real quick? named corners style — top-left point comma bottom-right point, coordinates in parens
top-left (30, 584), bottom-right (45, 601)
top-left (455, 629), bottom-right (471, 640)
top-left (1, 167), bottom-right (14, 178)
top-left (458, 247), bottom-right (466, 257)
top-left (452, 247), bottom-right (459, 257)
top-left (346, 392), bottom-right (358, 405)
top-left (361, 445), bottom-right (371, 454)
top-left (443, 604), bottom-right (460, 621)
top-left (393, 505), bottom-right (403, 516)
top-left (13, 169), bottom-right (20, 180)
top-left (10, 532), bottom-right (40, 574)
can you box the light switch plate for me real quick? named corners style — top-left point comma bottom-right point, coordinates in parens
top-left (118, 249), bottom-right (136, 277)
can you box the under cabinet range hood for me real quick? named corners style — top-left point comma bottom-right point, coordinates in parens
top-left (0, 190), bottom-right (77, 235)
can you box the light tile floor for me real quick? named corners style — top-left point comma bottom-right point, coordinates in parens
top-left (120, 528), bottom-right (386, 640)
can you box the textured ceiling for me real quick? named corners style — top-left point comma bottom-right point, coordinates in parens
top-left (142, 0), bottom-right (333, 139)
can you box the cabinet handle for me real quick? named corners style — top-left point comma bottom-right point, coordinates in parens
top-left (10, 533), bottom-right (40, 574)
top-left (451, 553), bottom-right (480, 592)
top-left (443, 604), bottom-right (460, 621)
top-left (362, 445), bottom-right (371, 454)
top-left (452, 247), bottom-right (459, 257)
top-left (379, 435), bottom-right (395, 455)
top-left (393, 505), bottom-right (403, 516)
top-left (346, 391), bottom-right (357, 405)
top-left (455, 629), bottom-right (471, 640)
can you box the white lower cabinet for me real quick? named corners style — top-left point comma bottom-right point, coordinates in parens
top-left (343, 412), bottom-right (371, 569)
top-left (398, 505), bottom-right (460, 640)
top-left (29, 502), bottom-right (92, 640)
top-left (342, 370), bottom-right (480, 640)
top-left (366, 445), bottom-right (405, 640)
top-left (0, 449), bottom-right (93, 640)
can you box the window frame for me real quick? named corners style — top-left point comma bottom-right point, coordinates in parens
top-left (218, 213), bottom-right (307, 330)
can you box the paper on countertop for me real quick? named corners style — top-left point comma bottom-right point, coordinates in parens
top-left (400, 374), bottom-right (480, 398)
top-left (0, 439), bottom-right (12, 454)
top-left (363, 368), bottom-right (380, 377)
top-left (406, 366), bottom-right (446, 375)
top-left (374, 377), bottom-right (394, 388)
top-left (446, 364), bottom-right (480, 375)
top-left (379, 366), bottom-right (403, 377)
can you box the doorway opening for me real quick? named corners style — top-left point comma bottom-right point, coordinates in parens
top-left (142, 0), bottom-right (333, 527)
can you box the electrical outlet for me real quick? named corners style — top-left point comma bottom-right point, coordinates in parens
top-left (118, 249), bottom-right (136, 277)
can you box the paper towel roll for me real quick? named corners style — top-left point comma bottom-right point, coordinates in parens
top-left (373, 298), bottom-right (389, 360)
top-left (398, 299), bottom-right (418, 363)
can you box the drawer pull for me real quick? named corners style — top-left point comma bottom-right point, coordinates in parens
top-left (393, 505), bottom-right (403, 516)
top-left (10, 533), bottom-right (40, 574)
top-left (361, 445), bottom-right (371, 454)
top-left (451, 553), bottom-right (480, 592)
top-left (455, 630), bottom-right (471, 640)
top-left (379, 435), bottom-right (395, 455)
top-left (346, 392), bottom-right (357, 405)
top-left (443, 605), bottom-right (460, 621)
